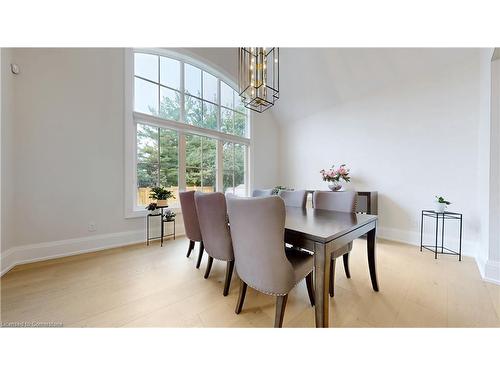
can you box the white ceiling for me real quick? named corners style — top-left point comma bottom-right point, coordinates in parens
top-left (269, 48), bottom-right (479, 124)
top-left (176, 47), bottom-right (480, 126)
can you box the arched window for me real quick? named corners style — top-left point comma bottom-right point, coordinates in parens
top-left (125, 49), bottom-right (250, 215)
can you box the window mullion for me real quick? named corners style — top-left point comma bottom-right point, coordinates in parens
top-left (180, 62), bottom-right (185, 123)
top-left (200, 137), bottom-right (203, 190)
top-left (216, 139), bottom-right (223, 192)
top-left (178, 131), bottom-right (186, 192)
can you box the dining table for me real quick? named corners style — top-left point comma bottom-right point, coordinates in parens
top-left (284, 207), bottom-right (379, 328)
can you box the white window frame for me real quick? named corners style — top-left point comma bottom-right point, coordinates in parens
top-left (124, 48), bottom-right (251, 218)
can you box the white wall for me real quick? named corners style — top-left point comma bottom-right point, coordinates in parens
top-left (0, 48), bottom-right (280, 275)
top-left (276, 49), bottom-right (481, 255)
top-left (1, 48), bottom-right (15, 255)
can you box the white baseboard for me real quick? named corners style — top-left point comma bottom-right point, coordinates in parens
top-left (484, 259), bottom-right (500, 285)
top-left (378, 226), bottom-right (500, 284)
top-left (377, 226), bottom-right (477, 258)
top-left (2, 224), bottom-right (498, 285)
top-left (1, 230), bottom-right (146, 277)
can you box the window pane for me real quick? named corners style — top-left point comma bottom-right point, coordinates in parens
top-left (220, 108), bottom-right (233, 134)
top-left (234, 111), bottom-right (247, 137)
top-left (135, 53), bottom-right (158, 82)
top-left (185, 95), bottom-right (202, 126)
top-left (234, 144), bottom-right (246, 196)
top-left (185, 134), bottom-right (201, 168)
top-left (159, 128), bottom-right (179, 205)
top-left (234, 91), bottom-right (245, 113)
top-left (221, 81), bottom-right (234, 108)
top-left (223, 141), bottom-right (234, 171)
top-left (186, 168), bottom-right (201, 191)
top-left (160, 56), bottom-right (180, 90)
top-left (202, 137), bottom-right (217, 171)
top-left (185, 64), bottom-right (202, 97)
top-left (134, 77), bottom-right (158, 116)
top-left (202, 101), bottom-right (217, 130)
top-left (202, 169), bottom-right (216, 193)
top-left (223, 172), bottom-right (234, 195)
top-left (159, 87), bottom-right (180, 121)
top-left (136, 123), bottom-right (159, 206)
top-left (203, 72), bottom-right (218, 103)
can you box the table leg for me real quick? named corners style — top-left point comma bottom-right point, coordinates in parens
top-left (313, 242), bottom-right (330, 328)
top-left (420, 211), bottom-right (423, 252)
top-left (147, 215), bottom-right (150, 246)
top-left (434, 214), bottom-right (438, 259)
top-left (459, 215), bottom-right (462, 261)
top-left (161, 211), bottom-right (164, 248)
top-left (441, 213), bottom-right (445, 254)
top-left (367, 227), bottom-right (379, 292)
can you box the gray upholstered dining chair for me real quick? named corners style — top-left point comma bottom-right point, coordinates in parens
top-left (313, 190), bottom-right (357, 297)
top-left (251, 188), bottom-right (273, 197)
top-left (226, 195), bottom-right (315, 328)
top-left (278, 189), bottom-right (307, 209)
top-left (179, 190), bottom-right (204, 269)
top-left (194, 192), bottom-right (235, 296)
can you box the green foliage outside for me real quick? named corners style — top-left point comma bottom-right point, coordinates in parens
top-left (137, 91), bottom-right (247, 191)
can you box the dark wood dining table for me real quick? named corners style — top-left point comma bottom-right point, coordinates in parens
top-left (284, 207), bottom-right (379, 328)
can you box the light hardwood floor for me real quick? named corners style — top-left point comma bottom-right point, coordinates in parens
top-left (1, 237), bottom-right (499, 328)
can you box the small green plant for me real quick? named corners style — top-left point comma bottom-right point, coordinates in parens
top-left (164, 210), bottom-right (176, 221)
top-left (435, 196), bottom-right (451, 205)
top-left (148, 186), bottom-right (175, 200)
top-left (145, 202), bottom-right (158, 211)
top-left (272, 186), bottom-right (288, 195)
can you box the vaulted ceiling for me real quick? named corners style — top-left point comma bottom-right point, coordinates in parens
top-left (184, 47), bottom-right (479, 126)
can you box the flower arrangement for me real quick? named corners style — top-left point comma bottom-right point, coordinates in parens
top-left (272, 185), bottom-right (288, 195)
top-left (164, 210), bottom-right (176, 221)
top-left (321, 164), bottom-right (350, 182)
top-left (320, 164), bottom-right (351, 191)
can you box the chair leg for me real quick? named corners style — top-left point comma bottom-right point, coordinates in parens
top-left (223, 260), bottom-right (234, 296)
top-left (235, 280), bottom-right (247, 314)
top-left (196, 241), bottom-right (204, 269)
top-left (274, 295), bottom-right (288, 328)
top-left (305, 272), bottom-right (315, 306)
top-left (186, 240), bottom-right (195, 258)
top-left (343, 252), bottom-right (351, 279)
top-left (204, 256), bottom-right (214, 279)
top-left (329, 257), bottom-right (336, 297)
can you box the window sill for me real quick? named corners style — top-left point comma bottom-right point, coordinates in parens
top-left (125, 206), bottom-right (182, 219)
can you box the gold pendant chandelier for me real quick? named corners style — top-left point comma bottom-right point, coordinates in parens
top-left (238, 47), bottom-right (279, 113)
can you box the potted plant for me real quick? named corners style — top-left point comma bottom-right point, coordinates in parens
top-left (145, 202), bottom-right (159, 214)
top-left (149, 186), bottom-right (175, 207)
top-left (320, 164), bottom-right (351, 191)
top-left (272, 185), bottom-right (288, 195)
top-left (163, 210), bottom-right (176, 222)
top-left (435, 196), bottom-right (451, 213)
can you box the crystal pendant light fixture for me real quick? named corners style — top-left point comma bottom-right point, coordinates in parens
top-left (238, 47), bottom-right (279, 113)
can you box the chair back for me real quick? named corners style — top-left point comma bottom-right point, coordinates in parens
top-left (194, 192), bottom-right (234, 261)
top-left (226, 196), bottom-right (295, 295)
top-left (179, 191), bottom-right (202, 242)
top-left (312, 190), bottom-right (357, 212)
top-left (278, 189), bottom-right (307, 209)
top-left (251, 188), bottom-right (273, 197)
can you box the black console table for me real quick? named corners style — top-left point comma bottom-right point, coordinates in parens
top-left (420, 210), bottom-right (462, 261)
top-left (305, 190), bottom-right (378, 215)
top-left (146, 206), bottom-right (176, 247)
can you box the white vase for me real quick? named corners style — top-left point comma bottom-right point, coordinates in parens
top-left (328, 181), bottom-right (342, 191)
top-left (435, 202), bottom-right (446, 213)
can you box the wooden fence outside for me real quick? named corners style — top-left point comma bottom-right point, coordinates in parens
top-left (137, 186), bottom-right (215, 206)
